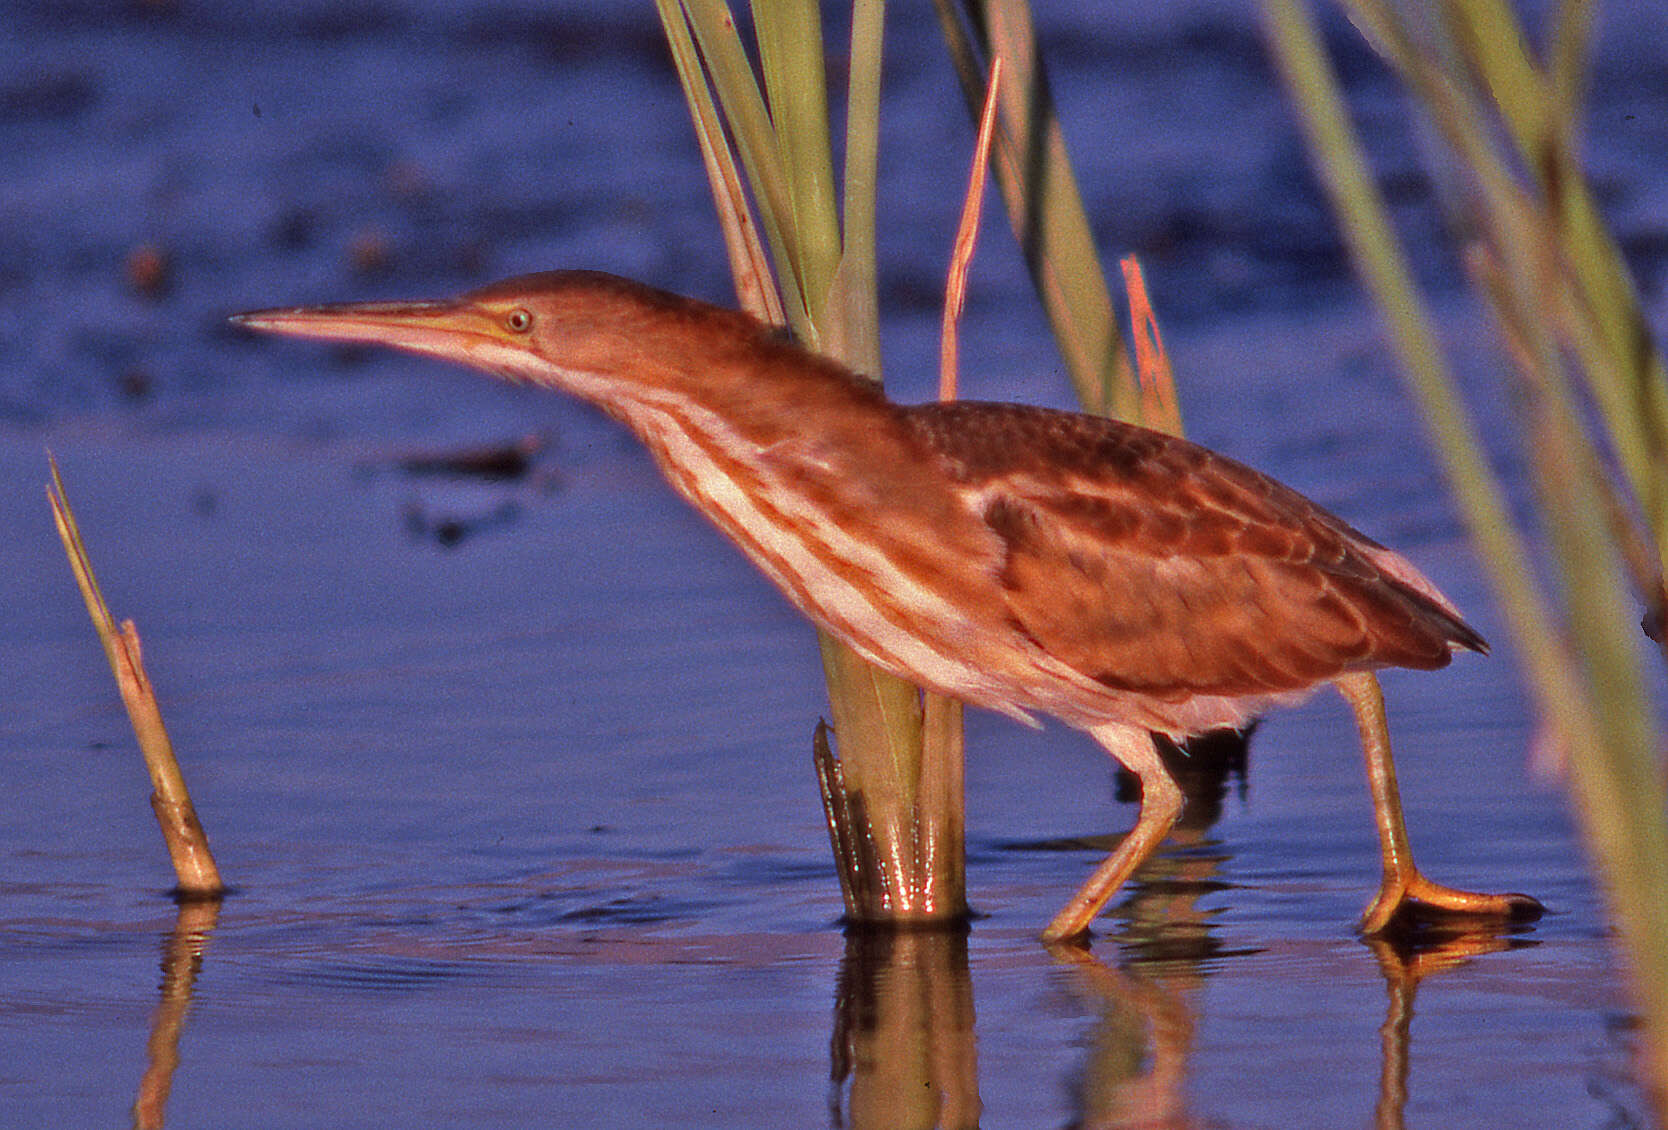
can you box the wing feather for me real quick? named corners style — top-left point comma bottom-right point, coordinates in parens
top-left (904, 402), bottom-right (1483, 701)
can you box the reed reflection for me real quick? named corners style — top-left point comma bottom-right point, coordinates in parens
top-left (830, 929), bottom-right (980, 1130)
top-left (132, 899), bottom-right (221, 1130)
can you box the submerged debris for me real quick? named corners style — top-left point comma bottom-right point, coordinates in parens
top-left (125, 242), bottom-right (173, 299)
top-left (390, 433), bottom-right (546, 482)
top-left (401, 498), bottom-right (522, 549)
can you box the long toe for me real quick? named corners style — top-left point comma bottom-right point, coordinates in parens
top-left (1405, 875), bottom-right (1545, 920)
top-left (1363, 875), bottom-right (1545, 935)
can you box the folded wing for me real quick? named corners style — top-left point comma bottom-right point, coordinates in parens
top-left (905, 402), bottom-right (1485, 704)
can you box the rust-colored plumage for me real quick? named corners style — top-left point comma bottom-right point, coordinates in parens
top-left (233, 271), bottom-right (1540, 941)
top-left (902, 402), bottom-right (1486, 729)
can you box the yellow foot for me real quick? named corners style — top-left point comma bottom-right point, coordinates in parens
top-left (1360, 872), bottom-right (1544, 936)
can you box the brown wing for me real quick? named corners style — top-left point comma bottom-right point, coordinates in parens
top-left (904, 402), bottom-right (1485, 702)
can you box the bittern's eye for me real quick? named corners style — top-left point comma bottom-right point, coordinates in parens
top-left (504, 308), bottom-right (534, 333)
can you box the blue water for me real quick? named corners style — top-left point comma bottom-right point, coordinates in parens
top-left (2, 3), bottom-right (1661, 1126)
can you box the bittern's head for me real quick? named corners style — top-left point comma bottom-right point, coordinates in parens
top-left (231, 270), bottom-right (761, 402)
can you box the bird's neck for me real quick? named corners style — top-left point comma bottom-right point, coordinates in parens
top-left (547, 309), bottom-right (908, 482)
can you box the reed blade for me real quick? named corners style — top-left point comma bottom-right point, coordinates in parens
top-left (1263, 0), bottom-right (1668, 1107)
top-left (660, 0), bottom-right (967, 924)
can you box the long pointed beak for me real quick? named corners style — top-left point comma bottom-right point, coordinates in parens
top-left (230, 299), bottom-right (479, 350)
top-left (232, 295), bottom-right (548, 385)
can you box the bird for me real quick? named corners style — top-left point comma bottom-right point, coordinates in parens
top-left (232, 269), bottom-right (1543, 942)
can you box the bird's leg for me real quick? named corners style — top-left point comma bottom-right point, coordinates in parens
top-left (1042, 723), bottom-right (1184, 944)
top-left (1336, 671), bottom-right (1543, 934)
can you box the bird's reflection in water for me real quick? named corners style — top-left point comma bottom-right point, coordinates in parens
top-left (1050, 944), bottom-right (1202, 1129)
top-left (1051, 728), bottom-right (1250, 1129)
top-left (1110, 727), bottom-right (1254, 966)
top-left (1364, 927), bottom-right (1539, 1130)
top-left (1052, 906), bottom-right (1537, 1129)
top-left (1089, 726), bottom-right (1540, 1128)
top-left (132, 899), bottom-right (221, 1130)
top-left (1052, 928), bottom-right (1541, 1130)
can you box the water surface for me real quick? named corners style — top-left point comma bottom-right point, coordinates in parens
top-left (2, 3), bottom-right (1661, 1126)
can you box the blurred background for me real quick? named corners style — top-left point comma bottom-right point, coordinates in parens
top-left (2, 2), bottom-right (1663, 1126)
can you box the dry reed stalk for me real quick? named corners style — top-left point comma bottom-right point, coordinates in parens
top-left (1118, 255), bottom-right (1183, 437)
top-left (47, 456), bottom-right (223, 898)
top-left (940, 57), bottom-right (1003, 403)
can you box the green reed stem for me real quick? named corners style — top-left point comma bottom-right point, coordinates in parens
top-left (659, 0), bottom-right (967, 923)
top-left (1262, 0), bottom-right (1668, 1106)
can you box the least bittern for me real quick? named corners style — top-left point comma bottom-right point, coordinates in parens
top-left (234, 271), bottom-right (1542, 942)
